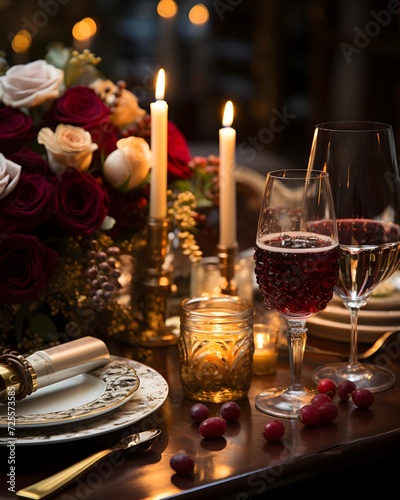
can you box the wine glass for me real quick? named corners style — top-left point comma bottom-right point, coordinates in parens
top-left (307, 121), bottom-right (400, 392)
top-left (254, 169), bottom-right (340, 418)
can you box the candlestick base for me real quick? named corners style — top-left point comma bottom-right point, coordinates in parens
top-left (137, 217), bottom-right (179, 347)
top-left (217, 243), bottom-right (239, 295)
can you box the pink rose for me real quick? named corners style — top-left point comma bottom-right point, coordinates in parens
top-left (0, 59), bottom-right (63, 108)
top-left (0, 233), bottom-right (60, 304)
top-left (53, 168), bottom-right (110, 235)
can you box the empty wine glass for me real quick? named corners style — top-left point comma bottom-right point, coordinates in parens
top-left (254, 169), bottom-right (340, 418)
top-left (307, 121), bottom-right (400, 392)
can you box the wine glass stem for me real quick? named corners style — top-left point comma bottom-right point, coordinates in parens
top-left (348, 307), bottom-right (360, 367)
top-left (286, 319), bottom-right (307, 391)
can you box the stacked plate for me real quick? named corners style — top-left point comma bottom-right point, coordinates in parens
top-left (307, 277), bottom-right (400, 343)
top-left (0, 356), bottom-right (168, 445)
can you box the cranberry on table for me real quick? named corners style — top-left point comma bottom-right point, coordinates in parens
top-left (199, 417), bottom-right (227, 438)
top-left (190, 403), bottom-right (210, 424)
top-left (299, 404), bottom-right (321, 426)
top-left (317, 378), bottom-right (337, 398)
top-left (311, 393), bottom-right (332, 408)
top-left (170, 452), bottom-right (195, 475)
top-left (219, 401), bottom-right (241, 422)
top-left (318, 401), bottom-right (338, 423)
top-left (337, 380), bottom-right (357, 402)
top-left (352, 388), bottom-right (375, 409)
top-left (262, 419), bottom-right (285, 442)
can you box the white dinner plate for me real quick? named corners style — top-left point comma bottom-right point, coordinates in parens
top-left (317, 302), bottom-right (400, 326)
top-left (307, 315), bottom-right (399, 343)
top-left (0, 357), bottom-right (140, 428)
top-left (0, 357), bottom-right (168, 445)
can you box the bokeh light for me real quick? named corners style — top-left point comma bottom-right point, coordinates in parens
top-left (188, 4), bottom-right (209, 25)
top-left (11, 30), bottom-right (32, 53)
top-left (157, 0), bottom-right (178, 18)
top-left (72, 17), bottom-right (97, 41)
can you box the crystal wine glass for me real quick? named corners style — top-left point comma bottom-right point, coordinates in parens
top-left (307, 121), bottom-right (400, 392)
top-left (254, 169), bottom-right (340, 418)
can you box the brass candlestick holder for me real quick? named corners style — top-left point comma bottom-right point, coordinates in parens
top-left (139, 217), bottom-right (179, 346)
top-left (217, 243), bottom-right (239, 296)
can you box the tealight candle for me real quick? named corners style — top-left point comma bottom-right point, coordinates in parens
top-left (252, 324), bottom-right (279, 376)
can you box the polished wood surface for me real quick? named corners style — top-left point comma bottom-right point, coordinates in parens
top-left (1, 329), bottom-right (399, 499)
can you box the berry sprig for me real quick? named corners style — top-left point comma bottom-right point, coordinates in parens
top-left (84, 239), bottom-right (121, 312)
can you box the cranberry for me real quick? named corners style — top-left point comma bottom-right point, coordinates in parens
top-left (170, 452), bottom-right (195, 475)
top-left (318, 401), bottom-right (338, 423)
top-left (199, 417), bottom-right (227, 438)
top-left (317, 378), bottom-right (337, 399)
top-left (190, 403), bottom-right (210, 424)
top-left (311, 393), bottom-right (332, 408)
top-left (219, 401), bottom-right (241, 422)
top-left (352, 388), bottom-right (374, 409)
top-left (262, 419), bottom-right (285, 442)
top-left (337, 380), bottom-right (357, 402)
top-left (299, 404), bottom-right (321, 426)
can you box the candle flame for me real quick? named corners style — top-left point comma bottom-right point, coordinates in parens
top-left (255, 332), bottom-right (272, 349)
top-left (255, 333), bottom-right (265, 349)
top-left (222, 100), bottom-right (234, 127)
top-left (155, 69), bottom-right (166, 100)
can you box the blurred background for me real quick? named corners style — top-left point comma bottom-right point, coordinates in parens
top-left (1, 0), bottom-right (400, 172)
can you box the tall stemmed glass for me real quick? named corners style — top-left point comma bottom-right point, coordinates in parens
top-left (307, 121), bottom-right (400, 392)
top-left (254, 169), bottom-right (340, 418)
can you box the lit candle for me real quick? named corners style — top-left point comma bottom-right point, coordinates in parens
top-left (252, 328), bottom-right (278, 376)
top-left (150, 69), bottom-right (168, 219)
top-left (219, 101), bottom-right (237, 248)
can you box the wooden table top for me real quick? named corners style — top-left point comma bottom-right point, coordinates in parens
top-left (1, 329), bottom-right (399, 500)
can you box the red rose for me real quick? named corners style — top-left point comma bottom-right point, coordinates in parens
top-left (0, 107), bottom-right (34, 154)
top-left (53, 168), bottom-right (110, 235)
top-left (44, 86), bottom-right (118, 157)
top-left (0, 173), bottom-right (55, 233)
top-left (167, 121), bottom-right (193, 181)
top-left (0, 233), bottom-right (60, 304)
top-left (6, 147), bottom-right (52, 176)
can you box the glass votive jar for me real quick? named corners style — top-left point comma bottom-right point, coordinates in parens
top-left (252, 323), bottom-right (279, 376)
top-left (190, 255), bottom-right (254, 303)
top-left (179, 295), bottom-right (254, 403)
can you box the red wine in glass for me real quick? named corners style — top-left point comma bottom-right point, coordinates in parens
top-left (255, 233), bottom-right (339, 317)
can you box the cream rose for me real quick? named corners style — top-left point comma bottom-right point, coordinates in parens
top-left (38, 124), bottom-right (98, 175)
top-left (0, 59), bottom-right (64, 108)
top-left (103, 137), bottom-right (151, 191)
top-left (0, 153), bottom-right (21, 199)
top-left (90, 79), bottom-right (146, 130)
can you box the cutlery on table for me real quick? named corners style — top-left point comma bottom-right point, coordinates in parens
top-left (16, 429), bottom-right (162, 500)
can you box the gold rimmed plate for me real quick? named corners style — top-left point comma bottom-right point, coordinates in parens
top-left (0, 357), bottom-right (139, 428)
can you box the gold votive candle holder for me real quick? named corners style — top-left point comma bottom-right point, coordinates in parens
top-left (252, 323), bottom-right (279, 376)
top-left (178, 295), bottom-right (254, 403)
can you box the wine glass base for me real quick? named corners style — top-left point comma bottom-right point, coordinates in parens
top-left (255, 387), bottom-right (314, 419)
top-left (312, 362), bottom-right (395, 393)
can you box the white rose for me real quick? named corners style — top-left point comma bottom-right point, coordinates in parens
top-left (0, 59), bottom-right (64, 108)
top-left (0, 153), bottom-right (21, 199)
top-left (38, 124), bottom-right (98, 175)
top-left (103, 137), bottom-right (151, 191)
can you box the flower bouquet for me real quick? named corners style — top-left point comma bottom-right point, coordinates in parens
top-left (0, 46), bottom-right (219, 353)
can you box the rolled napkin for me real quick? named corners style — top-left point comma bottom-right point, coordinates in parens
top-left (0, 337), bottom-right (110, 403)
